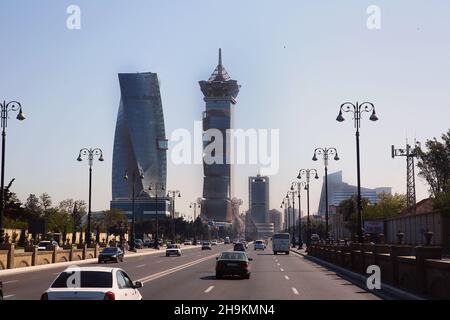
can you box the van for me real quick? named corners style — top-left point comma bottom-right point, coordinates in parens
top-left (272, 233), bottom-right (290, 255)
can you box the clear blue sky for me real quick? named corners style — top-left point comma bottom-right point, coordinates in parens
top-left (1, 0), bottom-right (449, 219)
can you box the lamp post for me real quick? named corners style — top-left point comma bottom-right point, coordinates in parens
top-left (297, 169), bottom-right (319, 248)
top-left (312, 147), bottom-right (340, 243)
top-left (123, 169), bottom-right (144, 251)
top-left (190, 202), bottom-right (200, 244)
top-left (167, 190), bottom-right (181, 243)
top-left (291, 181), bottom-right (306, 249)
top-left (287, 188), bottom-right (298, 247)
top-left (0, 101), bottom-right (25, 244)
top-left (336, 102), bottom-right (378, 243)
top-left (77, 148), bottom-right (104, 246)
top-left (280, 197), bottom-right (289, 233)
top-left (149, 182), bottom-right (165, 249)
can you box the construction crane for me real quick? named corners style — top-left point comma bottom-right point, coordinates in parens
top-left (391, 140), bottom-right (421, 210)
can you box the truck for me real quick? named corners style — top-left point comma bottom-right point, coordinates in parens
top-left (272, 233), bottom-right (290, 255)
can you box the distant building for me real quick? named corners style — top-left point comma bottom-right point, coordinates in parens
top-left (318, 171), bottom-right (391, 215)
top-left (110, 72), bottom-right (169, 228)
top-left (248, 174), bottom-right (270, 223)
top-left (269, 209), bottom-right (282, 232)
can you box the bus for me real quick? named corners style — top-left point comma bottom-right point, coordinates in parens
top-left (272, 233), bottom-right (290, 255)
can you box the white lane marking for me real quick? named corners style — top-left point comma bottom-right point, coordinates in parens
top-left (156, 260), bottom-right (163, 263)
top-left (280, 268), bottom-right (284, 272)
top-left (3, 294), bottom-right (15, 299)
top-left (204, 286), bottom-right (214, 293)
top-left (277, 263), bottom-right (280, 266)
top-left (136, 264), bottom-right (146, 268)
top-left (292, 287), bottom-right (299, 295)
top-left (284, 275), bottom-right (290, 280)
top-left (3, 280), bottom-right (18, 284)
top-left (138, 254), bottom-right (217, 284)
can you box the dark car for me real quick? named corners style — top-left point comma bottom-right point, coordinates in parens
top-left (98, 247), bottom-right (124, 263)
top-left (216, 251), bottom-right (252, 279)
top-left (143, 239), bottom-right (152, 248)
top-left (233, 242), bottom-right (246, 252)
top-left (134, 239), bottom-right (144, 249)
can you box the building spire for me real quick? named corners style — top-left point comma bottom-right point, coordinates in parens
top-left (219, 48), bottom-right (222, 66)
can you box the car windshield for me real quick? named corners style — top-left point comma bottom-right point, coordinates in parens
top-left (38, 241), bottom-right (50, 246)
top-left (167, 244), bottom-right (177, 249)
top-left (220, 252), bottom-right (247, 260)
top-left (101, 247), bottom-right (118, 254)
top-left (51, 271), bottom-right (113, 288)
top-left (203, 242), bottom-right (210, 245)
top-left (255, 240), bottom-right (263, 244)
top-left (273, 234), bottom-right (289, 239)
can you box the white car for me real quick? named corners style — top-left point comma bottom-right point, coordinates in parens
top-left (184, 240), bottom-right (193, 245)
top-left (41, 267), bottom-right (143, 300)
top-left (37, 240), bottom-right (60, 251)
top-left (211, 240), bottom-right (218, 245)
top-left (254, 240), bottom-right (265, 250)
top-left (166, 244), bottom-right (182, 256)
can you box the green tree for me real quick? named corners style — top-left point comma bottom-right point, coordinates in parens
top-left (104, 209), bottom-right (128, 238)
top-left (417, 129), bottom-right (450, 197)
top-left (25, 194), bottom-right (41, 215)
top-left (39, 193), bottom-right (52, 211)
top-left (364, 193), bottom-right (407, 219)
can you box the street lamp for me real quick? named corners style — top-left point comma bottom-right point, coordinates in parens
top-left (0, 100), bottom-right (25, 244)
top-left (312, 147), bottom-right (339, 243)
top-left (336, 101), bottom-right (378, 243)
top-left (123, 169), bottom-right (144, 251)
top-left (167, 190), bottom-right (181, 243)
top-left (291, 180), bottom-right (306, 249)
top-left (77, 148), bottom-right (104, 246)
top-left (297, 169), bottom-right (319, 248)
top-left (287, 188), bottom-right (298, 247)
top-left (280, 197), bottom-right (290, 233)
top-left (149, 182), bottom-right (165, 249)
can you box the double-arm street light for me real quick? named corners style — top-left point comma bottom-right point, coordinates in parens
top-left (167, 190), bottom-right (181, 243)
top-left (291, 180), bottom-right (306, 249)
top-left (312, 147), bottom-right (340, 242)
top-left (123, 169), bottom-right (144, 251)
top-left (149, 182), bottom-right (165, 249)
top-left (287, 188), bottom-right (298, 247)
top-left (336, 102), bottom-right (378, 243)
top-left (0, 101), bottom-right (25, 244)
top-left (77, 148), bottom-right (104, 246)
top-left (297, 169), bottom-right (319, 248)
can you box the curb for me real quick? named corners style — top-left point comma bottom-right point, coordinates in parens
top-left (0, 245), bottom-right (202, 277)
top-left (290, 249), bottom-right (426, 300)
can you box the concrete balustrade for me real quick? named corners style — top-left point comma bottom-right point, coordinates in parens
top-left (307, 242), bottom-right (450, 299)
top-left (0, 243), bottom-right (102, 270)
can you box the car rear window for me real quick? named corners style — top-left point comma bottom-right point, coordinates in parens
top-left (101, 247), bottom-right (118, 254)
top-left (51, 271), bottom-right (113, 288)
top-left (255, 240), bottom-right (263, 244)
top-left (220, 252), bottom-right (246, 260)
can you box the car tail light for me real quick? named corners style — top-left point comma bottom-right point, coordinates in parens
top-left (104, 291), bottom-right (115, 300)
top-left (40, 292), bottom-right (48, 300)
top-left (240, 262), bottom-right (248, 269)
top-left (216, 261), bottom-right (225, 269)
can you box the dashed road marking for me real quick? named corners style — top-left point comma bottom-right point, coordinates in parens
top-left (3, 294), bottom-right (15, 299)
top-left (3, 280), bottom-right (18, 284)
top-left (277, 263), bottom-right (280, 266)
top-left (136, 264), bottom-right (146, 268)
top-left (280, 268), bottom-right (284, 272)
top-left (292, 287), bottom-right (299, 295)
top-left (156, 260), bottom-right (163, 263)
top-left (284, 275), bottom-right (290, 280)
top-left (204, 286), bottom-right (215, 293)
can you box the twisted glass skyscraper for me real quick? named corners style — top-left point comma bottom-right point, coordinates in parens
top-left (111, 72), bottom-right (168, 221)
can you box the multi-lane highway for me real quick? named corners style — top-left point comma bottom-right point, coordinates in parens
top-left (0, 243), bottom-right (380, 300)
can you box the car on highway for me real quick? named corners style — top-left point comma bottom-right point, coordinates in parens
top-left (211, 240), bottom-right (218, 245)
top-left (272, 233), bottom-right (290, 255)
top-left (254, 240), bottom-right (265, 250)
top-left (37, 240), bottom-right (60, 251)
top-left (233, 242), bottom-right (246, 252)
top-left (201, 241), bottom-right (212, 250)
top-left (215, 251), bottom-right (253, 279)
top-left (311, 234), bottom-right (320, 243)
top-left (184, 240), bottom-right (193, 245)
top-left (41, 266), bottom-right (143, 300)
top-left (166, 244), bottom-right (182, 256)
top-left (143, 239), bottom-right (152, 247)
top-left (98, 247), bottom-right (124, 263)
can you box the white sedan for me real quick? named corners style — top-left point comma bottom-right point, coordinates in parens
top-left (166, 244), bottom-right (182, 256)
top-left (41, 266), bottom-right (143, 300)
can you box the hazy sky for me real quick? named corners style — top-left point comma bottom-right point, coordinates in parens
top-left (1, 0), bottom-right (449, 220)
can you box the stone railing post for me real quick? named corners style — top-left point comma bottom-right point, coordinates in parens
top-left (51, 245), bottom-right (58, 263)
top-left (94, 244), bottom-right (99, 258)
top-left (69, 245), bottom-right (75, 261)
top-left (415, 243), bottom-right (442, 295)
top-left (3, 243), bottom-right (15, 269)
top-left (82, 244), bottom-right (87, 260)
top-left (390, 244), bottom-right (414, 286)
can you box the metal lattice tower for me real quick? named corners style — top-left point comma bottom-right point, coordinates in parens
top-left (391, 140), bottom-right (420, 209)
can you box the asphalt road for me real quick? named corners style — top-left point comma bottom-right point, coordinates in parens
top-left (0, 243), bottom-right (380, 300)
